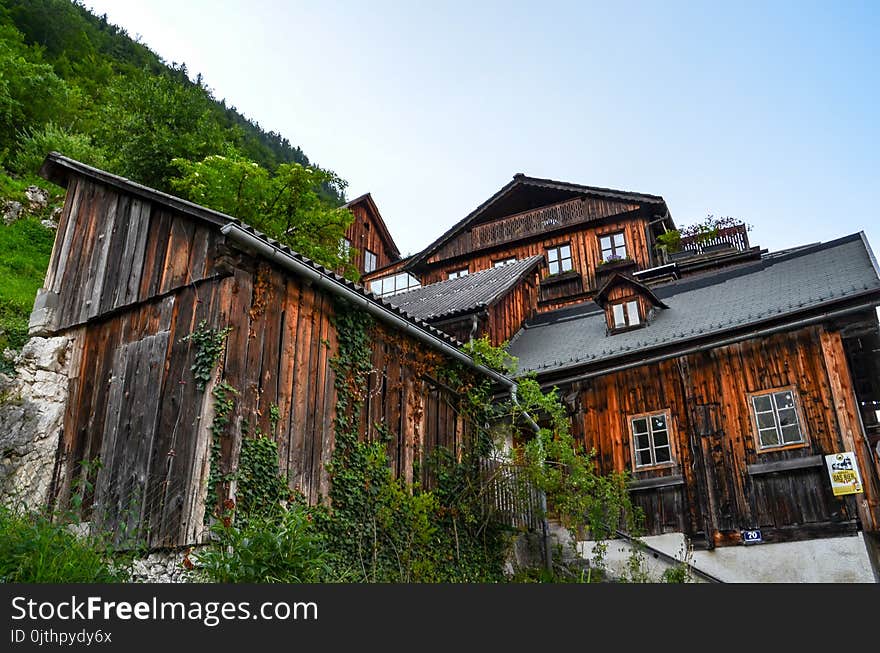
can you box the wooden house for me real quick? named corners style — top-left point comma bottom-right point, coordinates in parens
top-left (341, 192), bottom-right (401, 277)
top-left (26, 153), bottom-right (509, 549)
top-left (505, 233), bottom-right (880, 580)
top-left (368, 174), bottom-right (880, 581)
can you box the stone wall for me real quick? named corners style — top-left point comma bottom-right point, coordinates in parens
top-left (130, 549), bottom-right (199, 583)
top-left (0, 336), bottom-right (72, 510)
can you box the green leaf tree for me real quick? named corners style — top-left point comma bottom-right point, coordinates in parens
top-left (170, 153), bottom-right (355, 274)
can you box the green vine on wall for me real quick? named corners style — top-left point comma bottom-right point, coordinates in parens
top-left (182, 320), bottom-right (233, 391)
top-left (205, 380), bottom-right (237, 519)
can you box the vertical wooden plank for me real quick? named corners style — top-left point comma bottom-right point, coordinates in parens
top-left (820, 328), bottom-right (880, 532)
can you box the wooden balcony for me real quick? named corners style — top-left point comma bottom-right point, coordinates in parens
top-left (470, 198), bottom-right (587, 250)
top-left (466, 196), bottom-right (640, 252)
top-left (678, 223), bottom-right (750, 255)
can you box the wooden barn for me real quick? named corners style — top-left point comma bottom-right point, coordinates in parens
top-left (27, 153), bottom-right (511, 549)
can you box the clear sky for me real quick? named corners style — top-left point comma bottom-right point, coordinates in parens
top-left (83, 1), bottom-right (879, 258)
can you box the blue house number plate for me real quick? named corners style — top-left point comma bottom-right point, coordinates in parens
top-left (742, 529), bottom-right (763, 544)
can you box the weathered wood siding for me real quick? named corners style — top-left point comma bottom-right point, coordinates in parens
top-left (429, 197), bottom-right (641, 262)
top-left (44, 174), bottom-right (482, 548)
top-left (345, 201), bottom-right (397, 275)
top-left (420, 216), bottom-right (653, 311)
top-left (570, 325), bottom-right (880, 544)
top-left (486, 272), bottom-right (539, 346)
top-left (44, 177), bottom-right (220, 330)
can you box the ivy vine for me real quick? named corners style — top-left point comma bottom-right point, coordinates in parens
top-left (182, 320), bottom-right (233, 391)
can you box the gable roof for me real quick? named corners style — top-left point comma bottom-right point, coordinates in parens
top-left (386, 255), bottom-right (544, 322)
top-left (507, 233), bottom-right (880, 376)
top-left (408, 173), bottom-right (670, 268)
top-left (342, 192), bottom-right (401, 259)
top-left (594, 273), bottom-right (669, 309)
top-left (38, 153), bottom-right (462, 351)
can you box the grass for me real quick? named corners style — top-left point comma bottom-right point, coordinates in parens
top-left (0, 171), bottom-right (58, 367)
top-left (0, 504), bottom-right (130, 582)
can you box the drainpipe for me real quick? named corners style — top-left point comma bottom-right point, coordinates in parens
top-left (221, 222), bottom-right (554, 570)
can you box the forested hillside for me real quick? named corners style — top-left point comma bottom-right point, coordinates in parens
top-left (0, 0), bottom-right (354, 364)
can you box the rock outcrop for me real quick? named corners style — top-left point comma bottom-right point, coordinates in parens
top-left (0, 336), bottom-right (72, 510)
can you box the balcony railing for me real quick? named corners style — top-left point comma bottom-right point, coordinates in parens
top-left (470, 198), bottom-right (587, 250)
top-left (678, 223), bottom-right (750, 255)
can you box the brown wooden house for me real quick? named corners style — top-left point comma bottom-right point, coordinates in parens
top-left (361, 173), bottom-right (880, 581)
top-left (26, 153), bottom-right (509, 549)
top-left (341, 192), bottom-right (401, 277)
top-left (507, 233), bottom-right (880, 581)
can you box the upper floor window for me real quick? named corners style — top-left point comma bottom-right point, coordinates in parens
top-left (631, 411), bottom-right (673, 468)
top-left (611, 300), bottom-right (641, 329)
top-left (546, 244), bottom-right (573, 275)
top-left (448, 268), bottom-right (469, 279)
top-left (370, 272), bottom-right (421, 297)
top-left (364, 249), bottom-right (377, 273)
top-left (599, 232), bottom-right (627, 262)
top-left (493, 257), bottom-right (516, 268)
top-left (750, 388), bottom-right (805, 449)
top-left (338, 237), bottom-right (351, 260)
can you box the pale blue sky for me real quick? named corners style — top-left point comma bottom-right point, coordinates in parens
top-left (84, 1), bottom-right (879, 258)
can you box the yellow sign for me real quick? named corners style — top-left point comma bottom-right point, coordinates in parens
top-left (825, 452), bottom-right (863, 496)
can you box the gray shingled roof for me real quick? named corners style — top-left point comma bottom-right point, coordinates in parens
top-left (508, 233), bottom-right (880, 375)
top-left (386, 255), bottom-right (544, 321)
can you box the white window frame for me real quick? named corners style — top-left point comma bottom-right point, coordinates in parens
top-left (631, 411), bottom-right (673, 468)
top-left (611, 300), bottom-right (641, 329)
top-left (364, 249), bottom-right (377, 273)
top-left (493, 257), bottom-right (516, 268)
top-left (750, 388), bottom-right (805, 449)
top-left (448, 268), bottom-right (469, 279)
top-left (369, 272), bottom-right (421, 297)
top-left (599, 232), bottom-right (627, 262)
top-left (546, 244), bottom-right (573, 275)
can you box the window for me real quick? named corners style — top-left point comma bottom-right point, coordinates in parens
top-left (364, 249), bottom-right (377, 273)
top-left (546, 244), bottom-right (573, 275)
top-left (750, 388), bottom-right (805, 449)
top-left (369, 272), bottom-right (421, 297)
top-left (631, 412), bottom-right (673, 468)
top-left (448, 268), bottom-right (469, 280)
top-left (611, 300), bottom-right (641, 329)
top-left (493, 257), bottom-right (516, 267)
top-left (338, 237), bottom-right (351, 259)
top-left (599, 232), bottom-right (627, 262)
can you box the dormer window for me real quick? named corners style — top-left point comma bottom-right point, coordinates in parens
top-left (594, 273), bottom-right (668, 335)
top-left (612, 300), bottom-right (641, 329)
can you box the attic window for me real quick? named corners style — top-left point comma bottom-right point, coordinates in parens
top-left (612, 301), bottom-right (641, 329)
top-left (594, 273), bottom-right (667, 335)
top-left (364, 249), bottom-right (377, 273)
top-left (448, 268), bottom-right (468, 279)
top-left (493, 257), bottom-right (517, 267)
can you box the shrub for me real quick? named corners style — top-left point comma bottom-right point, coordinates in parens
top-left (195, 503), bottom-right (330, 583)
top-left (10, 122), bottom-right (107, 175)
top-left (0, 505), bottom-right (129, 582)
